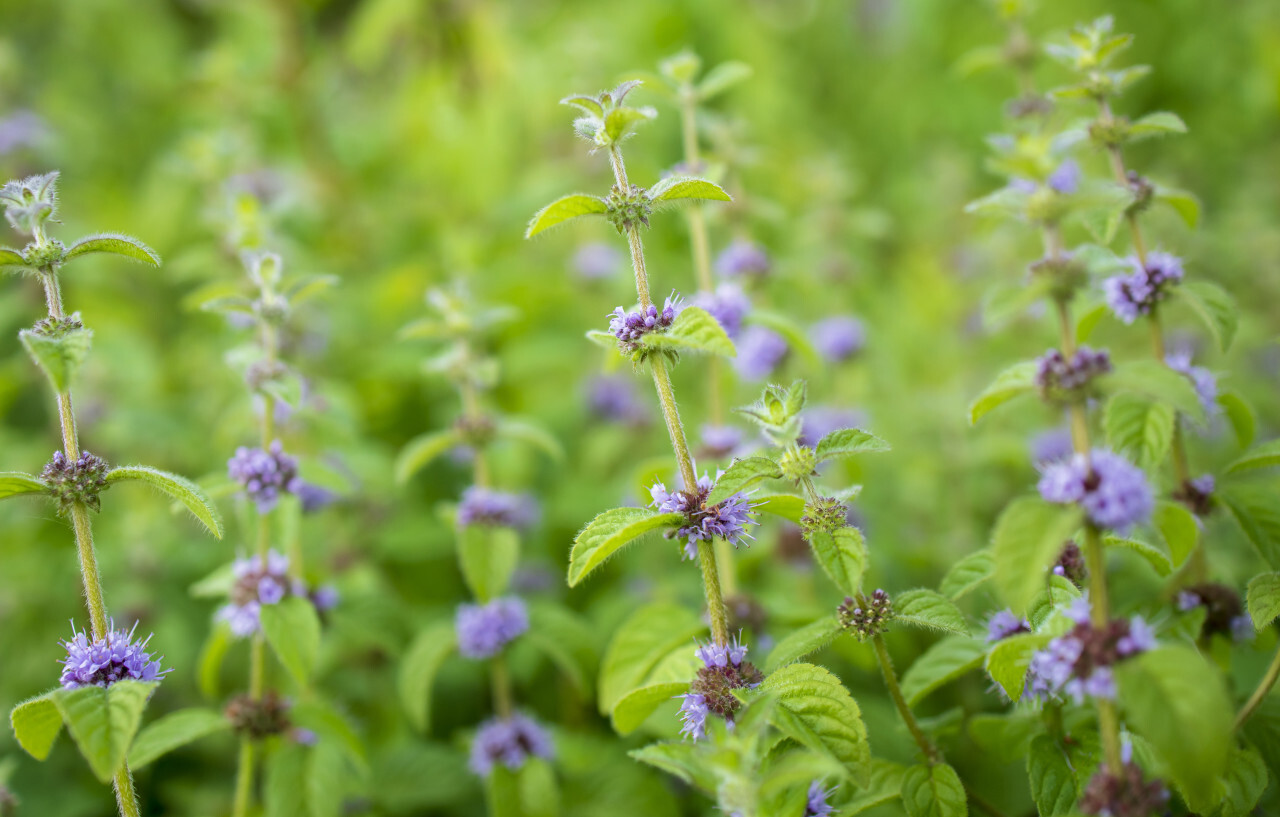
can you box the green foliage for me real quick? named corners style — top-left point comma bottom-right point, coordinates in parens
top-left (599, 603), bottom-right (704, 716)
top-left (815, 427), bottom-right (891, 462)
top-left (939, 549), bottom-right (994, 600)
top-left (806, 526), bottom-right (867, 596)
top-left (458, 523), bottom-right (521, 599)
top-left (706, 457), bottom-right (781, 505)
top-left (992, 497), bottom-right (1082, 613)
top-left (900, 762), bottom-right (967, 817)
top-left (398, 621), bottom-right (457, 732)
top-left (0, 472), bottom-right (45, 501)
top-left (1247, 573), bottom-right (1280, 630)
top-left (567, 507), bottom-right (683, 587)
top-left (893, 589), bottom-right (968, 635)
top-left (19, 323), bottom-right (92, 395)
top-left (53, 681), bottom-right (156, 783)
top-left (968, 361), bottom-right (1037, 424)
top-left (10, 691), bottom-right (63, 761)
top-left (395, 429), bottom-right (463, 484)
top-left (105, 465), bottom-right (224, 538)
top-left (63, 233), bottom-right (160, 266)
top-left (259, 597), bottom-right (322, 687)
top-left (525, 195), bottom-right (607, 238)
top-left (127, 707), bottom-right (230, 769)
top-left (1174, 281), bottom-right (1238, 352)
top-left (761, 663), bottom-right (871, 785)
top-left (899, 636), bottom-right (985, 707)
top-left (1103, 392), bottom-right (1174, 470)
top-left (764, 616), bottom-right (843, 673)
top-left (985, 633), bottom-right (1050, 701)
top-left (1026, 735), bottom-right (1078, 816)
top-left (638, 306), bottom-right (735, 358)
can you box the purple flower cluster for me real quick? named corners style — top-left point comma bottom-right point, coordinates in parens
top-left (217, 550), bottom-right (291, 637)
top-left (608, 295), bottom-right (683, 352)
top-left (1026, 599), bottom-right (1155, 703)
top-left (456, 486), bottom-right (538, 530)
top-left (585, 374), bottom-right (648, 426)
top-left (572, 242), bottom-right (622, 279)
top-left (715, 239), bottom-right (770, 278)
top-left (650, 472), bottom-right (758, 560)
top-left (228, 440), bottom-right (302, 513)
top-left (1164, 350), bottom-right (1218, 415)
top-left (456, 597), bottom-right (529, 659)
top-left (810, 316), bottom-right (866, 362)
top-left (1033, 346), bottom-right (1112, 399)
top-left (59, 623), bottom-right (168, 690)
top-left (1046, 159), bottom-right (1080, 195)
top-left (1174, 473), bottom-right (1215, 516)
top-left (733, 326), bottom-right (788, 380)
top-left (695, 283), bottom-right (751, 340)
top-left (1103, 252), bottom-right (1184, 324)
top-left (805, 781), bottom-right (835, 817)
top-left (1031, 427), bottom-right (1074, 465)
top-left (1176, 583), bottom-right (1252, 642)
top-left (679, 635), bottom-right (763, 741)
top-left (469, 713), bottom-right (554, 777)
top-left (986, 609), bottom-right (1031, 643)
top-left (1038, 450), bottom-right (1153, 532)
top-left (1079, 742), bottom-right (1169, 817)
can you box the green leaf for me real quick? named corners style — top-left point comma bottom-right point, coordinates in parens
top-left (568, 507), bottom-right (682, 587)
top-left (992, 496), bottom-right (1083, 613)
top-left (1153, 184), bottom-right (1200, 229)
top-left (1116, 645), bottom-right (1233, 811)
top-left (10, 691), bottom-right (63, 760)
top-left (398, 621), bottom-right (456, 732)
top-left (815, 427), bottom-right (891, 462)
top-left (128, 708), bottom-right (230, 769)
top-left (1076, 303), bottom-right (1109, 343)
top-left (19, 324), bottom-right (93, 394)
top-left (648, 177), bottom-right (732, 204)
top-left (986, 633), bottom-right (1050, 701)
top-left (289, 699), bottom-right (367, 769)
top-left (198, 625), bottom-right (231, 700)
top-left (900, 636), bottom-right (985, 707)
top-left (1220, 484), bottom-right (1280, 567)
top-left (105, 465), bottom-right (224, 539)
top-left (1174, 281), bottom-right (1237, 352)
top-left (0, 247), bottom-right (27, 267)
top-left (1154, 501), bottom-right (1199, 568)
top-left (53, 681), bottom-right (156, 783)
top-left (845, 759), bottom-right (907, 815)
top-left (1103, 393), bottom-right (1174, 471)
top-left (525, 603), bottom-right (598, 694)
top-left (763, 663), bottom-right (871, 785)
top-left (1216, 742), bottom-right (1268, 817)
top-left (525, 194), bottom-right (608, 238)
top-left (458, 523), bottom-right (521, 600)
top-left (494, 417), bottom-right (563, 462)
top-left (0, 471), bottom-right (45, 501)
top-left (1128, 111), bottom-right (1187, 140)
top-left (900, 762), bottom-right (967, 817)
top-left (640, 306), bottom-right (735, 358)
top-left (939, 549), bottom-right (994, 600)
top-left (394, 429), bottom-right (463, 484)
top-left (806, 526), bottom-right (867, 596)
top-left (1102, 359), bottom-right (1206, 426)
top-left (1248, 573), bottom-right (1280, 630)
top-left (705, 457), bottom-right (781, 506)
top-left (697, 60), bottom-right (752, 100)
top-left (1227, 438), bottom-right (1280, 475)
top-left (1219, 391), bottom-right (1256, 449)
top-left (764, 616), bottom-right (843, 673)
top-left (630, 742), bottom-right (717, 792)
top-left (64, 233), bottom-right (160, 266)
top-left (599, 602), bottom-right (705, 715)
top-left (893, 589), bottom-right (968, 635)
top-left (604, 106), bottom-right (656, 142)
top-left (611, 682), bottom-right (687, 734)
top-left (1103, 534), bottom-right (1172, 576)
top-left (259, 596), bottom-right (322, 687)
top-left (1027, 735), bottom-right (1078, 816)
top-left (968, 361), bottom-right (1037, 424)
top-left (753, 494), bottom-right (806, 523)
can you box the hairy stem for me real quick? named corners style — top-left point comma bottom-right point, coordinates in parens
top-left (872, 634), bottom-right (939, 763)
top-left (113, 767), bottom-right (142, 817)
top-left (1235, 644), bottom-right (1280, 731)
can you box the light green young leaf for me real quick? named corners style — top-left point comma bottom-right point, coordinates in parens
top-left (992, 496), bottom-right (1083, 613)
top-left (900, 762), bottom-right (967, 817)
top-left (599, 602), bottom-right (705, 715)
top-left (10, 691), bottom-right (63, 761)
top-left (494, 417), bottom-right (563, 462)
top-left (0, 471), bottom-right (45, 501)
top-left (1103, 393), bottom-right (1174, 471)
top-left (900, 636), bottom-right (985, 707)
top-left (939, 549), bottom-right (995, 600)
top-left (1127, 111), bottom-right (1187, 140)
top-left (705, 456), bottom-right (781, 506)
top-left (697, 61), bottom-right (752, 100)
top-left (105, 465), bottom-right (224, 539)
top-left (128, 707), bottom-right (230, 769)
top-left (641, 306), bottom-right (735, 358)
top-left (525, 195), bottom-right (608, 238)
top-left (458, 524), bottom-right (521, 600)
top-left (0, 247), bottom-right (26, 267)
top-left (1027, 735), bottom-right (1078, 816)
top-left (986, 633), bottom-right (1050, 701)
top-left (398, 621), bottom-right (457, 732)
top-left (395, 429), bottom-right (463, 485)
top-left (259, 596), bottom-right (322, 687)
top-left (968, 361), bottom-right (1037, 425)
top-left (53, 680), bottom-right (156, 783)
top-left (893, 589), bottom-right (968, 635)
top-left (604, 106), bottom-right (656, 143)
top-left (648, 177), bottom-right (731, 204)
top-left (630, 741), bottom-right (718, 793)
top-left (19, 324), bottom-right (93, 394)
top-left (1101, 359), bottom-right (1206, 426)
top-left (1154, 501), bottom-right (1198, 568)
top-left (1227, 438), bottom-right (1280, 475)
top-left (1153, 185), bottom-right (1200, 229)
top-left (1248, 573), bottom-right (1280, 630)
top-left (806, 526), bottom-right (867, 596)
top-left (1174, 281), bottom-right (1237, 352)
top-left (64, 233), bottom-right (160, 266)
top-left (611, 682), bottom-right (687, 734)
top-left (764, 616), bottom-right (843, 673)
top-left (1103, 534), bottom-right (1172, 576)
top-left (753, 494), bottom-right (806, 523)
top-left (815, 427), bottom-right (890, 462)
top-left (763, 663), bottom-right (871, 785)
top-left (1219, 391), bottom-right (1256, 449)
top-left (568, 507), bottom-right (683, 587)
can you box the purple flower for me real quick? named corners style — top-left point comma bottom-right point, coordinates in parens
top-left (296, 481), bottom-right (337, 513)
top-left (696, 634), bottom-right (750, 669)
top-left (585, 374), bottom-right (647, 425)
top-left (228, 440), bottom-right (303, 513)
top-left (1103, 252), bottom-right (1184, 324)
top-left (1025, 600), bottom-right (1154, 704)
top-left (217, 550), bottom-right (292, 637)
top-left (1177, 582), bottom-right (1249, 641)
top-left (805, 781), bottom-right (835, 817)
top-left (650, 472), bottom-right (758, 559)
top-left (608, 295), bottom-right (683, 352)
top-left (1164, 351), bottom-right (1218, 416)
top-left (456, 486), bottom-right (538, 530)
top-left (1079, 752), bottom-right (1169, 817)
top-left (715, 240), bottom-right (770, 279)
top-left (59, 622), bottom-right (169, 690)
top-left (572, 242), bottom-right (622, 279)
top-left (469, 713), bottom-right (553, 777)
top-left (1046, 159), bottom-right (1080, 194)
top-left (733, 326), bottom-right (788, 380)
top-left (310, 584), bottom-right (340, 612)
top-left (680, 636), bottom-right (763, 741)
top-left (456, 597), bottom-right (530, 659)
top-left (678, 693), bottom-right (710, 740)
top-left (695, 283), bottom-right (751, 340)
top-left (1031, 427), bottom-right (1075, 465)
top-left (1008, 177), bottom-right (1037, 195)
top-left (1232, 615), bottom-right (1255, 642)
top-left (810, 316), bottom-right (866, 362)
top-left (1038, 450), bottom-right (1153, 532)
top-left (1034, 346), bottom-right (1112, 399)
top-left (986, 609), bottom-right (1031, 643)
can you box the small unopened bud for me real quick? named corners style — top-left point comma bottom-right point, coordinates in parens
top-left (225, 691), bottom-right (292, 739)
top-left (839, 590), bottom-right (893, 641)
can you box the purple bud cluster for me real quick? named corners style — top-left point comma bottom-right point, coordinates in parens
top-left (1052, 541), bottom-right (1087, 586)
top-left (811, 316), bottom-right (865, 363)
top-left (41, 450), bottom-right (110, 512)
top-left (1164, 350), bottom-right (1218, 416)
top-left (1025, 599), bottom-right (1155, 703)
top-left (838, 590), bottom-right (893, 641)
top-left (678, 635), bottom-right (763, 741)
top-left (608, 295), bottom-right (682, 352)
top-left (469, 713), bottom-right (554, 777)
top-left (1176, 583), bottom-right (1252, 642)
top-left (1103, 252), bottom-right (1184, 324)
top-left (455, 597), bottom-right (529, 659)
top-left (986, 609), bottom-right (1031, 643)
top-left (227, 440), bottom-right (302, 513)
top-left (456, 486), bottom-right (538, 530)
top-left (1079, 744), bottom-right (1169, 817)
top-left (59, 622), bottom-right (168, 690)
top-left (1038, 450), bottom-right (1153, 532)
top-left (1033, 346), bottom-right (1112, 400)
top-left (217, 550), bottom-right (292, 637)
top-left (650, 471), bottom-right (758, 560)
top-left (715, 239), bottom-right (771, 279)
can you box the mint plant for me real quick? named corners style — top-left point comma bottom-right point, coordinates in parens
top-left (2, 172), bottom-right (223, 817)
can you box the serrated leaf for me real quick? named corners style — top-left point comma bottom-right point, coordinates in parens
top-left (900, 762), bottom-right (967, 817)
top-left (53, 680), bottom-right (156, 783)
top-left (763, 663), bottom-right (871, 785)
top-left (900, 636), bottom-right (985, 707)
top-left (1174, 281), bottom-right (1236, 352)
top-left (0, 471), bottom-right (45, 501)
top-left (1153, 501), bottom-right (1198, 568)
top-left (1248, 573), bottom-right (1280, 630)
top-left (105, 465), bottom-right (224, 539)
top-left (1027, 735), bottom-right (1078, 816)
top-left (259, 596), bottom-right (321, 687)
top-left (986, 633), bottom-right (1050, 701)
top-left (630, 742), bottom-right (718, 792)
top-left (394, 429), bottom-right (463, 484)
top-left (458, 524), bottom-right (520, 601)
top-left (19, 324), bottom-right (92, 394)
top-left (127, 707), bottom-right (230, 768)
top-left (1101, 359), bottom-right (1206, 426)
top-left (611, 682), bottom-right (687, 734)
top-left (992, 496), bottom-right (1083, 613)
top-left (815, 428), bottom-right (890, 463)
top-left (1220, 484), bottom-right (1280, 567)
top-left (599, 603), bottom-right (705, 715)
top-left (10, 691), bottom-right (62, 761)
top-left (1103, 393), bottom-right (1174, 471)
top-left (1116, 645), bottom-right (1232, 811)
top-left (1103, 534), bottom-right (1172, 576)
top-left (648, 177), bottom-right (731, 204)
top-left (1227, 438), bottom-right (1280, 474)
top-left (1128, 111), bottom-right (1187, 140)
top-left (1219, 392), bottom-right (1256, 449)
top-left (764, 616), bottom-right (843, 673)
top-left (398, 621), bottom-right (456, 732)
top-left (969, 361), bottom-right (1037, 425)
top-left (64, 233), bottom-right (160, 266)
top-left (806, 526), bottom-right (867, 596)
top-left (706, 457), bottom-right (781, 506)
top-left (494, 417), bottom-right (563, 462)
top-left (568, 507), bottom-right (682, 587)
top-left (894, 589), bottom-right (968, 635)
top-left (940, 549), bottom-right (994, 600)
top-left (640, 306), bottom-right (735, 358)
top-left (1216, 742), bottom-right (1268, 817)
top-left (525, 195), bottom-right (608, 238)
top-left (697, 61), bottom-right (752, 100)
top-left (753, 494), bottom-right (805, 523)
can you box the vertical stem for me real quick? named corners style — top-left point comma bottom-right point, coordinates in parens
top-left (650, 357), bottom-right (698, 490)
top-left (113, 767), bottom-right (142, 817)
top-left (1236, 645), bottom-right (1280, 731)
top-left (71, 505), bottom-right (109, 638)
top-left (872, 634), bottom-right (939, 763)
top-left (697, 540), bottom-right (730, 645)
top-left (231, 741), bottom-right (254, 817)
top-left (491, 655), bottom-right (514, 718)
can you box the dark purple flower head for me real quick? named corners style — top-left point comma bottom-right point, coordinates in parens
top-left (811, 316), bottom-right (866, 362)
top-left (650, 471), bottom-right (758, 559)
top-left (733, 326), bottom-right (788, 380)
top-left (225, 690), bottom-right (292, 738)
top-left (1052, 541), bottom-right (1087, 586)
top-left (838, 590), bottom-right (893, 641)
top-left (608, 294), bottom-right (683, 353)
top-left (1031, 427), bottom-right (1075, 465)
top-left (1038, 450), bottom-right (1153, 532)
top-left (986, 609), bottom-right (1031, 643)
top-left (1103, 252), bottom-right (1184, 324)
top-left (715, 239), bottom-right (770, 279)
top-left (805, 781), bottom-right (835, 817)
top-left (1046, 159), bottom-right (1080, 194)
top-left (41, 450), bottom-right (109, 512)
top-left (1079, 745), bottom-right (1169, 817)
top-left (585, 374), bottom-right (648, 426)
top-left (572, 242), bottom-right (622, 279)
top-left (218, 550), bottom-right (292, 637)
top-left (59, 622), bottom-right (169, 690)
top-left (456, 597), bottom-right (530, 659)
top-left (1026, 598), bottom-right (1155, 703)
top-left (1176, 582), bottom-right (1250, 642)
top-left (1034, 346), bottom-right (1112, 400)
top-left (1164, 351), bottom-right (1217, 416)
top-left (1173, 473), bottom-right (1215, 516)
top-left (456, 486), bottom-right (538, 530)
top-left (680, 636), bottom-right (763, 741)
top-left (469, 713), bottom-right (553, 777)
top-left (228, 440), bottom-right (302, 513)
top-left (695, 283), bottom-right (751, 340)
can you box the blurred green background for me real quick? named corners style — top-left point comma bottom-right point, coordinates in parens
top-left (0, 0), bottom-right (1278, 814)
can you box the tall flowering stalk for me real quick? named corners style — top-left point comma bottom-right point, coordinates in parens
top-left (2, 173), bottom-right (223, 817)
